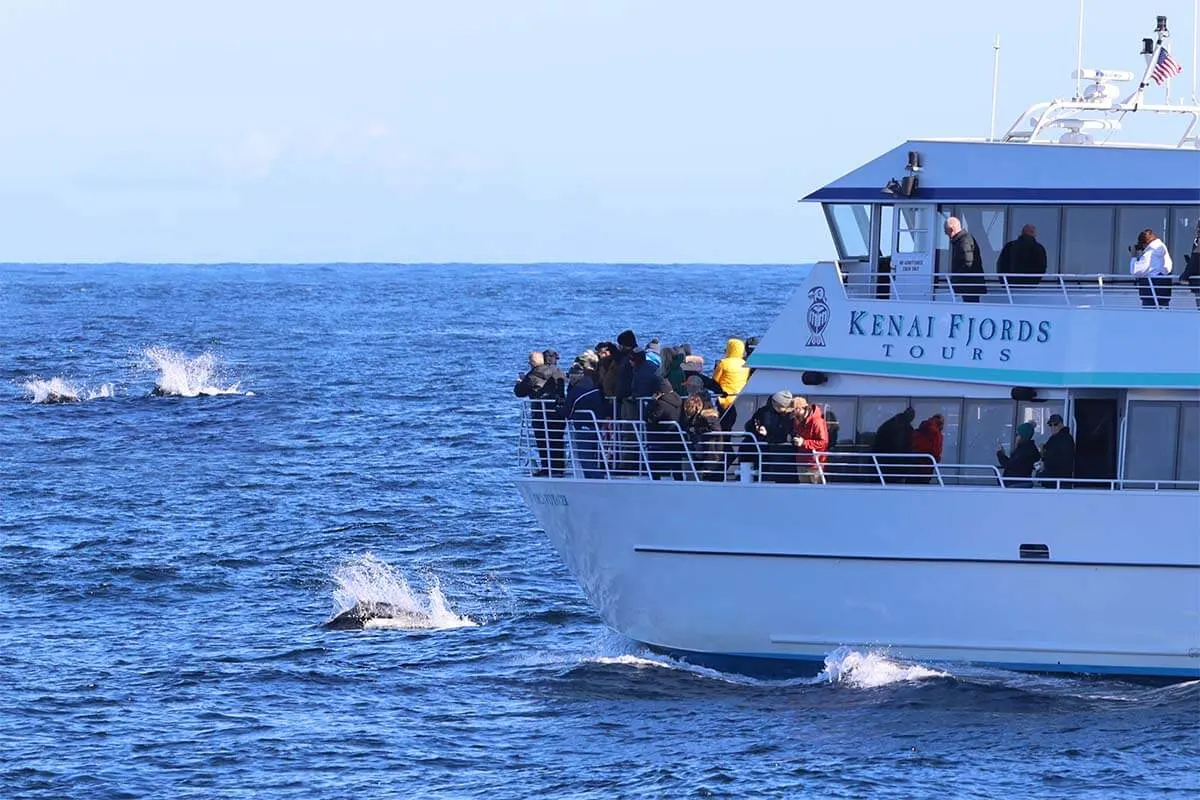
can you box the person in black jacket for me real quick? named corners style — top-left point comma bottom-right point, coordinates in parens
top-left (565, 363), bottom-right (607, 478)
top-left (1180, 222), bottom-right (1200, 309)
top-left (945, 217), bottom-right (987, 302)
top-left (996, 224), bottom-right (1048, 288)
top-left (1039, 414), bottom-right (1075, 489)
top-left (514, 350), bottom-right (565, 475)
top-left (744, 390), bottom-right (797, 482)
top-left (872, 407), bottom-right (916, 484)
top-left (645, 379), bottom-right (684, 479)
top-left (998, 422), bottom-right (1041, 487)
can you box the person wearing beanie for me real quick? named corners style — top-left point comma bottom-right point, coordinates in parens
top-left (616, 330), bottom-right (638, 351)
top-left (998, 421), bottom-right (1041, 486)
top-left (644, 378), bottom-right (683, 479)
top-left (629, 348), bottom-right (661, 401)
top-left (744, 390), bottom-right (798, 482)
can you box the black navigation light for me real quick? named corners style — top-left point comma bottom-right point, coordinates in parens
top-left (906, 150), bottom-right (923, 172)
top-left (801, 371), bottom-right (828, 386)
top-left (1155, 15), bottom-right (1168, 33)
top-left (1142, 37), bottom-right (1155, 55)
top-left (1010, 387), bottom-right (1038, 402)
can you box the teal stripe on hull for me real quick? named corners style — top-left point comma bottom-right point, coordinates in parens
top-left (750, 353), bottom-right (1200, 388)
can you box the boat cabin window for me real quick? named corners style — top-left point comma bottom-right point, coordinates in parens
top-left (926, 203), bottom-right (1196, 277)
top-left (1169, 206), bottom-right (1200, 267)
top-left (824, 203), bottom-right (871, 261)
top-left (1061, 206), bottom-right (1116, 275)
top-left (795, 395), bottom-right (1062, 466)
top-left (1124, 400), bottom-right (1200, 484)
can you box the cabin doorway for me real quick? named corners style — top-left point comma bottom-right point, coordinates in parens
top-left (1073, 399), bottom-right (1119, 481)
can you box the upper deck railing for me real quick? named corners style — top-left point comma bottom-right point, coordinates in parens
top-left (517, 401), bottom-right (1200, 492)
top-left (839, 267), bottom-right (1200, 310)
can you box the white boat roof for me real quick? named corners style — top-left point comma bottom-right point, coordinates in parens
top-left (803, 139), bottom-right (1200, 205)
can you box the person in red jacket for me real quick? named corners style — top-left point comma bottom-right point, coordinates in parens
top-left (909, 414), bottom-right (945, 483)
top-left (792, 396), bottom-right (829, 484)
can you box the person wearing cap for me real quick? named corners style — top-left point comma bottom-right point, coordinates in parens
top-left (1039, 413), bottom-right (1076, 488)
top-left (997, 421), bottom-right (1041, 487)
top-left (682, 354), bottom-right (724, 398)
top-left (791, 396), bottom-right (829, 484)
top-left (744, 390), bottom-right (798, 482)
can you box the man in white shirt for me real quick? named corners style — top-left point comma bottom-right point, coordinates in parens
top-left (1129, 227), bottom-right (1173, 309)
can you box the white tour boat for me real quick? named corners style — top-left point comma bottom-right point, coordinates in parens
top-left (515, 17), bottom-right (1200, 679)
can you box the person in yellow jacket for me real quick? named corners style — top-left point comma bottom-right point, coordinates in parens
top-left (712, 338), bottom-right (749, 430)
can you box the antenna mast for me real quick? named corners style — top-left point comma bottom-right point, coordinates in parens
top-left (990, 35), bottom-right (1001, 140)
top-left (1075, 0), bottom-right (1085, 99)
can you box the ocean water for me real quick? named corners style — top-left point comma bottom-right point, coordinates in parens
top-left (1, 263), bottom-right (1196, 799)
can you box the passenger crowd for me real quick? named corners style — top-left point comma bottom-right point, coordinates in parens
top-left (517, 329), bottom-right (1079, 488)
top-left (869, 406), bottom-right (1077, 488)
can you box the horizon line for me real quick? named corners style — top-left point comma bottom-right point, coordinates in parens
top-left (0, 260), bottom-right (824, 267)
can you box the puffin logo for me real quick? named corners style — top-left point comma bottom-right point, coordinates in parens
top-left (806, 286), bottom-right (830, 346)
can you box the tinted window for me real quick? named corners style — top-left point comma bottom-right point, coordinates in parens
top-left (1061, 206), bottom-right (1115, 274)
top-left (1124, 401), bottom-right (1180, 481)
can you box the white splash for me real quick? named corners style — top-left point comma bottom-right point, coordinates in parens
top-left (818, 646), bottom-right (949, 688)
top-left (22, 377), bottom-right (82, 404)
top-left (331, 552), bottom-right (476, 630)
top-left (143, 346), bottom-right (245, 397)
top-left (20, 378), bottom-right (116, 404)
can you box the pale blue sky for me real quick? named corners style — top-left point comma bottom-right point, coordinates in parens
top-left (0, 0), bottom-right (1196, 263)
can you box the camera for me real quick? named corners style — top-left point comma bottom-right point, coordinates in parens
top-left (1129, 243), bottom-right (1145, 256)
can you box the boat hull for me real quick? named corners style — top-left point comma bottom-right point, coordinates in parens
top-left (516, 478), bottom-right (1200, 678)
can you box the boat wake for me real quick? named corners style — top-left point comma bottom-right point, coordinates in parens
top-left (21, 377), bottom-right (114, 404)
top-left (818, 646), bottom-right (950, 688)
top-left (326, 552), bottom-right (476, 631)
top-left (142, 346), bottom-right (252, 397)
top-left (581, 646), bottom-right (946, 689)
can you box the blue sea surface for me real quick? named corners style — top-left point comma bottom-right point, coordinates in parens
top-left (1, 263), bottom-right (1196, 799)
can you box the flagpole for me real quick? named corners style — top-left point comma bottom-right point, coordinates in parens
top-left (1192, 0), bottom-right (1198, 103)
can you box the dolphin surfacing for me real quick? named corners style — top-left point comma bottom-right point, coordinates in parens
top-left (323, 601), bottom-right (433, 631)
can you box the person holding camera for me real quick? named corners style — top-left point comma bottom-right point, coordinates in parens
top-left (1129, 228), bottom-right (1173, 309)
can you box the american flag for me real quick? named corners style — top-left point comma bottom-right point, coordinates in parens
top-left (1150, 47), bottom-right (1183, 85)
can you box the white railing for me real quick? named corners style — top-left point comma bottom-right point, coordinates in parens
top-left (517, 402), bottom-right (1200, 491)
top-left (838, 268), bottom-right (1200, 310)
